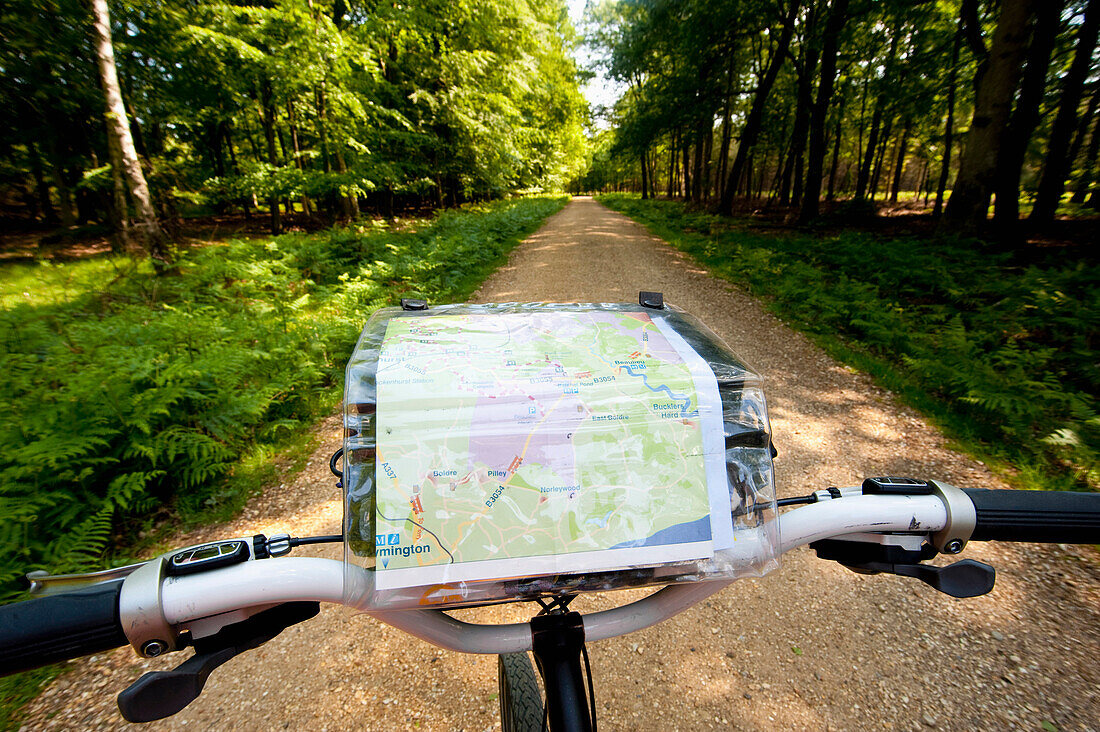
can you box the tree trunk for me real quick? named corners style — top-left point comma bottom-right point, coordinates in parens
top-left (225, 125), bottom-right (251, 219)
top-left (1030, 0), bottom-right (1100, 222)
top-left (855, 33), bottom-right (901, 200)
top-left (648, 147), bottom-right (658, 199)
top-left (207, 120), bottom-right (228, 214)
top-left (1071, 99), bottom-right (1100, 203)
top-left (682, 138), bottom-right (692, 198)
top-left (826, 95), bottom-right (844, 201)
top-left (856, 77), bottom-right (869, 183)
top-left (755, 153), bottom-right (766, 200)
top-left (277, 127), bottom-right (290, 165)
top-left (870, 118), bottom-right (894, 198)
top-left (922, 158), bottom-right (933, 206)
top-left (287, 102), bottom-right (312, 216)
top-left (208, 120), bottom-right (226, 179)
top-left (744, 152), bottom-right (754, 199)
top-left (719, 0), bottom-right (800, 215)
top-left (890, 123), bottom-right (911, 204)
top-left (855, 103), bottom-right (884, 199)
top-left (258, 79), bottom-right (282, 234)
top-left (934, 19), bottom-right (964, 218)
top-left (106, 130), bottom-right (130, 252)
top-left (914, 157), bottom-right (927, 204)
top-left (90, 0), bottom-right (167, 265)
top-left (641, 149), bottom-right (650, 200)
top-left (45, 135), bottom-right (76, 229)
top-left (667, 130), bottom-right (677, 198)
top-left (799, 0), bottom-right (850, 223)
top-left (316, 86), bottom-right (332, 174)
top-left (1066, 86), bottom-right (1100, 202)
top-left (993, 0), bottom-right (1062, 225)
top-left (769, 138), bottom-right (788, 203)
top-left (717, 56), bottom-right (735, 201)
top-left (691, 124), bottom-right (704, 203)
top-left (334, 150), bottom-right (359, 218)
top-left (702, 125), bottom-right (714, 200)
top-left (943, 0), bottom-right (1037, 233)
top-left (782, 32), bottom-right (819, 207)
top-left (27, 140), bottom-right (57, 225)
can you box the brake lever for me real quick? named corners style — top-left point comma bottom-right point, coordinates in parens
top-left (117, 601), bottom-right (320, 723)
top-left (889, 559), bottom-right (996, 598)
top-left (25, 562), bottom-right (147, 597)
top-left (840, 557), bottom-right (996, 598)
top-left (810, 538), bottom-right (996, 598)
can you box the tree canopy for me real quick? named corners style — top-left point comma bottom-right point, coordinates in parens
top-left (0, 0), bottom-right (588, 235)
top-left (579, 0), bottom-right (1100, 232)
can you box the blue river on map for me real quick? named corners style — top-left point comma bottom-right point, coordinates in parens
top-left (609, 515), bottom-right (711, 549)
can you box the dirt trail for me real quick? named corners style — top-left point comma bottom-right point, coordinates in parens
top-left (20, 197), bottom-right (1100, 731)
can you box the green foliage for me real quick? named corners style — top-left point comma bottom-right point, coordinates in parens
top-left (599, 194), bottom-right (1100, 490)
top-left (0, 0), bottom-right (587, 229)
top-left (0, 196), bottom-right (567, 599)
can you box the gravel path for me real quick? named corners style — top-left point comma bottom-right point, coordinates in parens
top-left (20, 197), bottom-right (1100, 732)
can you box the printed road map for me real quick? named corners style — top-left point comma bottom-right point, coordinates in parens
top-left (373, 310), bottom-right (730, 589)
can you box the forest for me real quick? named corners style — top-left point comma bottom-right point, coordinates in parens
top-left (1, 0), bottom-right (1099, 616)
top-left (0, 0), bottom-right (1098, 720)
top-left (0, 0), bottom-right (590, 607)
top-left (4, 0), bottom-right (1099, 241)
top-left (0, 0), bottom-right (587, 238)
top-left (579, 0), bottom-right (1100, 234)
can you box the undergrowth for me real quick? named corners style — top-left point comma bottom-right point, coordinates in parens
top-left (598, 194), bottom-right (1099, 491)
top-left (0, 195), bottom-right (567, 603)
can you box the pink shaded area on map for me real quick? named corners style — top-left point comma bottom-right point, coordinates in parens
top-left (460, 311), bottom-right (686, 484)
top-left (467, 389), bottom-right (589, 486)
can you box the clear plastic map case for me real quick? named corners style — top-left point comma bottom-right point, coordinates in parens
top-left (341, 302), bottom-right (779, 611)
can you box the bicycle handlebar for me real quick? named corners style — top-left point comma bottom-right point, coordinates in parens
top-left (158, 493), bottom-right (952, 655)
top-left (0, 579), bottom-right (128, 675)
top-left (3, 485), bottom-right (1099, 677)
top-left (964, 487), bottom-right (1100, 543)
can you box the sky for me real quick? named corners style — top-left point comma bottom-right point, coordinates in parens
top-left (566, 0), bottom-right (625, 125)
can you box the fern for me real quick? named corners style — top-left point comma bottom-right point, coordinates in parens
top-left (599, 194), bottom-right (1100, 491)
top-left (0, 196), bottom-right (567, 599)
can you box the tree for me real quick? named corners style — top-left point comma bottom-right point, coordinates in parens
top-left (934, 17), bottom-right (965, 218)
top-left (992, 0), bottom-right (1062, 225)
top-left (718, 0), bottom-right (800, 215)
top-left (90, 0), bottom-right (168, 265)
top-left (798, 0), bottom-right (849, 223)
top-left (943, 0), bottom-right (1037, 233)
top-left (2, 0), bottom-right (587, 230)
top-left (1030, 0), bottom-right (1100, 222)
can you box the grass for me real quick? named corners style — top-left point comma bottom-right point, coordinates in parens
top-left (598, 193), bottom-right (1099, 492)
top-left (0, 256), bottom-right (151, 309)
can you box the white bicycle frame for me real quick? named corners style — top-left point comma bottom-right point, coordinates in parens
top-left (154, 493), bottom-right (948, 654)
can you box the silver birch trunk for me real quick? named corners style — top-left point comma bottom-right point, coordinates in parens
top-left (106, 131), bottom-right (130, 252)
top-left (90, 0), bottom-right (167, 264)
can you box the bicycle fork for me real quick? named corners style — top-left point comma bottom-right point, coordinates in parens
top-left (530, 612), bottom-right (596, 732)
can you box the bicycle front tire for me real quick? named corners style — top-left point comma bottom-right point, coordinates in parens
top-left (497, 652), bottom-right (544, 731)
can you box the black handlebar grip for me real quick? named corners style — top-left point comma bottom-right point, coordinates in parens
top-left (963, 488), bottom-right (1100, 544)
top-left (0, 579), bottom-right (129, 676)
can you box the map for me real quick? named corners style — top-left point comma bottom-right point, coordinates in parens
top-left (373, 310), bottom-right (730, 590)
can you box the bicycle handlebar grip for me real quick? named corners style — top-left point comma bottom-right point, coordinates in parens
top-left (963, 488), bottom-right (1100, 544)
top-left (0, 579), bottom-right (129, 676)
